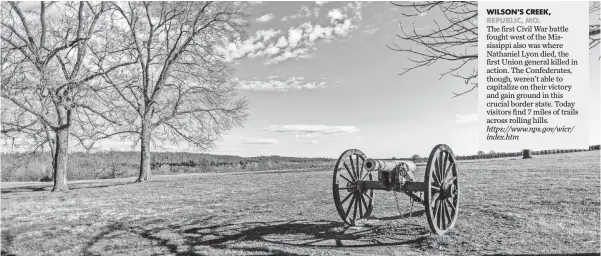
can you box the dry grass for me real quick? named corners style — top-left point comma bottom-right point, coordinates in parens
top-left (1, 151), bottom-right (599, 255)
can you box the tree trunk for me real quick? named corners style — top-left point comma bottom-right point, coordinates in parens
top-left (52, 128), bottom-right (69, 192)
top-left (44, 125), bottom-right (56, 180)
top-left (136, 126), bottom-right (152, 182)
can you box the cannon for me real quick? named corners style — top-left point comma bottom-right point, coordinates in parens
top-left (332, 144), bottom-right (459, 235)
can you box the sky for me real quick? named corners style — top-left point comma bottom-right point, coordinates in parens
top-left (94, 1), bottom-right (599, 159)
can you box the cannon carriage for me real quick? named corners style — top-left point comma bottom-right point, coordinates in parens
top-left (332, 144), bottom-right (459, 235)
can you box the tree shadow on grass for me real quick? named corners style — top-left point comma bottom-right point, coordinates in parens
top-left (249, 220), bottom-right (428, 248)
top-left (367, 209), bottom-right (426, 221)
top-left (0, 250), bottom-right (17, 256)
top-left (1, 230), bottom-right (17, 256)
top-left (67, 181), bottom-right (132, 191)
top-left (81, 222), bottom-right (127, 256)
top-left (81, 218), bottom-right (431, 255)
top-left (0, 185), bottom-right (49, 194)
top-left (179, 219), bottom-right (430, 254)
top-left (1, 181), bottom-right (132, 194)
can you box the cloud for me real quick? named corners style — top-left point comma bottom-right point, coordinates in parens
top-left (315, 1), bottom-right (328, 6)
top-left (215, 29), bottom-right (281, 61)
top-left (287, 27), bottom-right (304, 48)
top-left (263, 18), bottom-right (355, 64)
top-left (363, 28), bottom-right (380, 35)
top-left (456, 113), bottom-right (478, 124)
top-left (344, 2), bottom-right (366, 21)
top-left (327, 9), bottom-right (345, 23)
top-left (333, 19), bottom-right (353, 36)
top-left (266, 125), bottom-right (360, 137)
top-left (255, 29), bottom-right (281, 41)
top-left (281, 5), bottom-right (319, 21)
top-left (249, 1), bottom-right (264, 4)
top-left (235, 77), bottom-right (326, 91)
top-left (265, 47), bottom-right (312, 64)
top-left (256, 13), bottom-right (275, 23)
top-left (18, 2), bottom-right (62, 18)
top-left (263, 45), bottom-right (280, 55)
top-left (217, 2), bottom-right (367, 64)
top-left (96, 139), bottom-right (135, 151)
top-left (242, 138), bottom-right (279, 145)
top-left (308, 24), bottom-right (334, 42)
top-left (275, 36), bottom-right (288, 48)
top-left (305, 140), bottom-right (319, 144)
top-left (418, 12), bottom-right (427, 17)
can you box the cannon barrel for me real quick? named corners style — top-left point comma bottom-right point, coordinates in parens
top-left (363, 159), bottom-right (416, 172)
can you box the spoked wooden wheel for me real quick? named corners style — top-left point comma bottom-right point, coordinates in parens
top-left (333, 149), bottom-right (374, 225)
top-left (424, 144), bottom-right (459, 235)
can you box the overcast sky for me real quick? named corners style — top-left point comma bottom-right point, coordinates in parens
top-left (98, 1), bottom-right (600, 158)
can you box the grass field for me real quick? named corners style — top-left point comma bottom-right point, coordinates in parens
top-left (1, 151), bottom-right (599, 255)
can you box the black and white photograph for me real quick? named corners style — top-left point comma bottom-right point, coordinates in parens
top-left (1, 1), bottom-right (600, 255)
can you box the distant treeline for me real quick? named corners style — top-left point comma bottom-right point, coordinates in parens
top-left (0, 151), bottom-right (335, 182)
top-left (404, 145), bottom-right (601, 163)
top-left (2, 145), bottom-right (599, 182)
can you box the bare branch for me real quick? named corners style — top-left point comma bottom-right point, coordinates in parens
top-left (390, 1), bottom-right (478, 97)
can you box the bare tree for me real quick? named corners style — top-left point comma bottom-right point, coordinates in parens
top-left (1, 2), bottom-right (136, 191)
top-left (390, 1), bottom-right (600, 97)
top-left (1, 104), bottom-right (56, 180)
top-left (591, 2), bottom-right (600, 49)
top-left (105, 2), bottom-right (249, 182)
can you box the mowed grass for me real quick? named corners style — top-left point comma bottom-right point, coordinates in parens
top-left (1, 151), bottom-right (599, 255)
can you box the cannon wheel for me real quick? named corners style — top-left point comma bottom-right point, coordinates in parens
top-left (424, 144), bottom-right (459, 235)
top-left (333, 149), bottom-right (374, 225)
